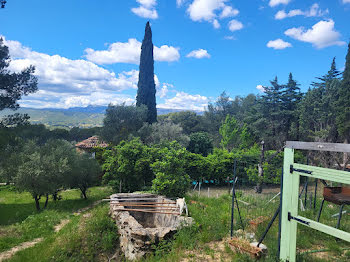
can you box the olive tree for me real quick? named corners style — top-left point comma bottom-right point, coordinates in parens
top-left (15, 140), bottom-right (73, 210)
top-left (68, 153), bottom-right (101, 199)
top-left (138, 121), bottom-right (190, 147)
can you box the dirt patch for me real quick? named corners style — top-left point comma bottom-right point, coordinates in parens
top-left (54, 219), bottom-right (70, 232)
top-left (73, 200), bottom-right (102, 216)
top-left (191, 185), bottom-right (322, 198)
top-left (181, 238), bottom-right (233, 262)
top-left (0, 238), bottom-right (43, 262)
top-left (0, 227), bottom-right (18, 238)
top-left (298, 245), bottom-right (336, 261)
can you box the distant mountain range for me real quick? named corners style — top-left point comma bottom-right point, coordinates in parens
top-left (0, 106), bottom-right (203, 128)
top-left (41, 106), bottom-right (198, 115)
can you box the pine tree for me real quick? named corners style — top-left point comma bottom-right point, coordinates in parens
top-left (0, 38), bottom-right (38, 111)
top-left (299, 58), bottom-right (342, 142)
top-left (283, 73), bottom-right (302, 108)
top-left (258, 77), bottom-right (285, 148)
top-left (136, 22), bottom-right (157, 124)
top-left (311, 57), bottom-right (342, 88)
top-left (336, 42), bottom-right (350, 141)
top-left (282, 73), bottom-right (302, 140)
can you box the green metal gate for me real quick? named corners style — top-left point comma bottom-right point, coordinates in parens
top-left (280, 141), bottom-right (350, 262)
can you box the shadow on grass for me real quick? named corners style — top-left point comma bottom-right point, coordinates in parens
top-left (0, 197), bottom-right (99, 226)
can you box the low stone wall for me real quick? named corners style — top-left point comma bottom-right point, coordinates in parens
top-left (109, 193), bottom-right (193, 260)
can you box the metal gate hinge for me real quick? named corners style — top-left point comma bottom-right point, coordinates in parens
top-left (288, 212), bottom-right (310, 226)
top-left (290, 165), bottom-right (313, 175)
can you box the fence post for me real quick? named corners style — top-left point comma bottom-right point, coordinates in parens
top-left (280, 148), bottom-right (299, 262)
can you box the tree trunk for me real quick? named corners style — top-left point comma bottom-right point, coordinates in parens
top-left (44, 194), bottom-right (49, 209)
top-left (52, 192), bottom-right (58, 201)
top-left (81, 188), bottom-right (87, 199)
top-left (255, 141), bottom-right (265, 194)
top-left (34, 195), bottom-right (41, 211)
top-left (343, 138), bottom-right (349, 171)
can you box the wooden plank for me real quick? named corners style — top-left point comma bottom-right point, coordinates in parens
top-left (113, 208), bottom-right (180, 215)
top-left (109, 201), bottom-right (177, 205)
top-left (294, 216), bottom-right (350, 242)
top-left (293, 163), bottom-right (350, 184)
top-left (111, 204), bottom-right (179, 209)
top-left (114, 208), bottom-right (178, 212)
top-left (285, 141), bottom-right (350, 153)
top-left (107, 198), bottom-right (167, 201)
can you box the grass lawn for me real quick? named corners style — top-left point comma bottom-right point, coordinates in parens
top-left (1, 185), bottom-right (349, 261)
top-left (6, 204), bottom-right (118, 262)
top-left (143, 190), bottom-right (350, 262)
top-left (0, 186), bottom-right (113, 253)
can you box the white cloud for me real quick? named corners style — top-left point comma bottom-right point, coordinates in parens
top-left (212, 19), bottom-right (220, 29)
top-left (256, 85), bottom-right (265, 92)
top-left (176, 0), bottom-right (187, 7)
top-left (5, 38), bottom-right (139, 94)
top-left (228, 19), bottom-right (243, 32)
top-left (269, 0), bottom-right (291, 7)
top-left (136, 0), bottom-right (157, 8)
top-left (19, 90), bottom-right (136, 109)
top-left (85, 39), bottom-right (180, 65)
top-left (186, 49), bottom-right (211, 59)
top-left (343, 0), bottom-right (350, 3)
top-left (154, 45), bottom-right (181, 62)
top-left (85, 39), bottom-right (141, 65)
top-left (131, 6), bottom-right (158, 19)
top-left (186, 0), bottom-right (240, 29)
top-left (158, 91), bottom-right (209, 111)
top-left (220, 6), bottom-right (239, 18)
top-left (131, 0), bottom-right (158, 19)
top-left (187, 0), bottom-right (225, 22)
top-left (1, 37), bottom-right (157, 108)
top-left (307, 3), bottom-right (328, 17)
top-left (267, 39), bottom-right (292, 49)
top-left (284, 19), bottom-right (346, 48)
top-left (275, 4), bottom-right (328, 20)
top-left (224, 35), bottom-right (235, 40)
top-left (3, 36), bottom-right (184, 109)
top-left (275, 10), bottom-right (298, 20)
top-left (157, 83), bottom-right (174, 98)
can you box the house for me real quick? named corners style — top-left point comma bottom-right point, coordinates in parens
top-left (75, 136), bottom-right (108, 157)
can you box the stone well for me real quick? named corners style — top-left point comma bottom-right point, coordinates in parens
top-left (109, 193), bottom-right (193, 260)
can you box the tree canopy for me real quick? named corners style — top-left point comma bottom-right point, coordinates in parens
top-left (0, 38), bottom-right (38, 111)
top-left (101, 103), bottom-right (147, 145)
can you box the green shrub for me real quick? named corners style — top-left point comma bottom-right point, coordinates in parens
top-left (151, 146), bottom-right (191, 198)
top-left (102, 138), bottom-right (155, 192)
top-left (187, 132), bottom-right (213, 156)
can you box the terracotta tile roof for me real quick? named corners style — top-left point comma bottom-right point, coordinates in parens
top-left (75, 136), bottom-right (108, 149)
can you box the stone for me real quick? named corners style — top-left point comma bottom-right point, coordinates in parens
top-left (109, 193), bottom-right (193, 260)
top-left (245, 232), bottom-right (256, 241)
top-left (250, 241), bottom-right (268, 254)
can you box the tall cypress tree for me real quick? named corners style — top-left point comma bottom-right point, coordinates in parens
top-left (136, 22), bottom-right (157, 124)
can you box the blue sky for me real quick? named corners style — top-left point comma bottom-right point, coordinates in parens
top-left (1, 0), bottom-right (350, 110)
